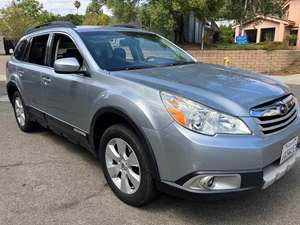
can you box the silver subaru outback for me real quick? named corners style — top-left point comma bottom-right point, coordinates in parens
top-left (6, 22), bottom-right (300, 206)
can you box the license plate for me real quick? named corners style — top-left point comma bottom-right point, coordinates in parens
top-left (280, 136), bottom-right (298, 165)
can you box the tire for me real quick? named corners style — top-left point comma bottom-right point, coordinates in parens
top-left (12, 91), bottom-right (36, 132)
top-left (100, 124), bottom-right (157, 206)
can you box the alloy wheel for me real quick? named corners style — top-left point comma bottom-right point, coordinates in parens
top-left (14, 97), bottom-right (25, 127)
top-left (105, 138), bottom-right (141, 194)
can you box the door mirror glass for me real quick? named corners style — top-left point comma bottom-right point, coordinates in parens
top-left (54, 57), bottom-right (80, 73)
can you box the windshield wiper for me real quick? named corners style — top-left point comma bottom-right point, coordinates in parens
top-left (158, 61), bottom-right (196, 68)
top-left (123, 65), bottom-right (154, 71)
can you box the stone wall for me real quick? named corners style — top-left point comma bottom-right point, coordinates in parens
top-left (186, 50), bottom-right (300, 72)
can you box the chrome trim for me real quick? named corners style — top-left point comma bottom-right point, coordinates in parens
top-left (255, 106), bottom-right (297, 125)
top-left (250, 95), bottom-right (294, 117)
top-left (258, 111), bottom-right (297, 132)
top-left (183, 174), bottom-right (241, 191)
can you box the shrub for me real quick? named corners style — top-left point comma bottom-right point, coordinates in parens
top-left (289, 34), bottom-right (297, 46)
top-left (218, 26), bottom-right (235, 44)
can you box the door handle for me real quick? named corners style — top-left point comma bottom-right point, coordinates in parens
top-left (41, 76), bottom-right (52, 85)
top-left (18, 70), bottom-right (25, 77)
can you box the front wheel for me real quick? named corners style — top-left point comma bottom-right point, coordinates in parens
top-left (100, 124), bottom-right (157, 206)
top-left (12, 91), bottom-right (36, 132)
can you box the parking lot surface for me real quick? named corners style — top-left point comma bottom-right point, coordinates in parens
top-left (0, 81), bottom-right (300, 225)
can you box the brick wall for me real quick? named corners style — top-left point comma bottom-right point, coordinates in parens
top-left (186, 50), bottom-right (300, 72)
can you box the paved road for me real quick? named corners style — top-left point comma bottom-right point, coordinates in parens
top-left (0, 83), bottom-right (300, 225)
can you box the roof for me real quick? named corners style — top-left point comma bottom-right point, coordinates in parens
top-left (233, 15), bottom-right (295, 28)
top-left (25, 21), bottom-right (145, 36)
top-left (74, 25), bottom-right (145, 33)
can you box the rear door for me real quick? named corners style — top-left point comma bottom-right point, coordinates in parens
top-left (20, 34), bottom-right (50, 111)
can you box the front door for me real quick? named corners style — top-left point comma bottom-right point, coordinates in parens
top-left (41, 33), bottom-right (91, 133)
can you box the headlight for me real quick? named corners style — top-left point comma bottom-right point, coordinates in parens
top-left (161, 92), bottom-right (251, 136)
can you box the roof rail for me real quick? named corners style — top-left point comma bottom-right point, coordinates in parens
top-left (25, 21), bottom-right (76, 35)
top-left (111, 24), bottom-right (143, 29)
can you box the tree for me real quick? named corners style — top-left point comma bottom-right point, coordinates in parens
top-left (0, 0), bottom-right (54, 41)
top-left (138, 0), bottom-right (224, 42)
top-left (74, 0), bottom-right (81, 14)
top-left (105, 0), bottom-right (141, 24)
top-left (221, 0), bottom-right (284, 34)
top-left (83, 0), bottom-right (110, 25)
top-left (56, 14), bottom-right (84, 25)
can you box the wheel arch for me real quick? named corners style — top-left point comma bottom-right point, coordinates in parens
top-left (6, 81), bottom-right (19, 104)
top-left (89, 106), bottom-right (161, 181)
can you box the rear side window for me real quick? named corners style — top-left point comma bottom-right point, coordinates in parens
top-left (28, 35), bottom-right (49, 66)
top-left (14, 39), bottom-right (28, 61)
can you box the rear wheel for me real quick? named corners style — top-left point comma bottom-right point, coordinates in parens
top-left (12, 91), bottom-right (36, 132)
top-left (100, 124), bottom-right (157, 206)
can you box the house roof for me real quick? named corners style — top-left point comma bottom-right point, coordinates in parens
top-left (233, 15), bottom-right (295, 28)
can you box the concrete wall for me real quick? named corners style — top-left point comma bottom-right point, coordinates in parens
top-left (0, 36), bottom-right (5, 55)
top-left (187, 50), bottom-right (300, 72)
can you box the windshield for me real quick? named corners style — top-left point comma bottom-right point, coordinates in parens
top-left (79, 31), bottom-right (196, 71)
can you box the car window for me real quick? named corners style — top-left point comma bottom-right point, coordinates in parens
top-left (50, 34), bottom-right (83, 67)
top-left (14, 39), bottom-right (28, 61)
top-left (28, 34), bottom-right (49, 66)
top-left (110, 38), bottom-right (134, 61)
top-left (80, 31), bottom-right (195, 71)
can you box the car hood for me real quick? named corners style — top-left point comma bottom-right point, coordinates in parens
top-left (111, 63), bottom-right (291, 116)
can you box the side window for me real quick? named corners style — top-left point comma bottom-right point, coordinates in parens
top-left (28, 34), bottom-right (49, 66)
top-left (14, 39), bottom-right (28, 61)
top-left (50, 34), bottom-right (83, 67)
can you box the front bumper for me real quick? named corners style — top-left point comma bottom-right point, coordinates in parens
top-left (157, 149), bottom-right (300, 199)
top-left (143, 114), bottom-right (300, 198)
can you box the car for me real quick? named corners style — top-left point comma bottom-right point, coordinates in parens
top-left (6, 22), bottom-right (300, 206)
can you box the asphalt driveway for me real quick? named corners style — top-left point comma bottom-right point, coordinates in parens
top-left (0, 82), bottom-right (300, 225)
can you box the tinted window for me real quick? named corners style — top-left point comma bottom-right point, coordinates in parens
top-left (50, 34), bottom-right (83, 67)
top-left (14, 39), bottom-right (28, 61)
top-left (28, 35), bottom-right (49, 65)
top-left (80, 31), bottom-right (195, 71)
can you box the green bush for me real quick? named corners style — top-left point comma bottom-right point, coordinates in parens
top-left (289, 34), bottom-right (297, 46)
top-left (216, 41), bottom-right (289, 51)
top-left (218, 26), bottom-right (235, 44)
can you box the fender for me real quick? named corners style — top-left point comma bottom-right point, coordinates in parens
top-left (89, 106), bottom-right (161, 181)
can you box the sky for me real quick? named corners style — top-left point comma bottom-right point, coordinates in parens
top-left (0, 0), bottom-right (112, 15)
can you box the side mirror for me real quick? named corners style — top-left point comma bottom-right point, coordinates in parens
top-left (9, 49), bottom-right (14, 54)
top-left (54, 57), bottom-right (80, 74)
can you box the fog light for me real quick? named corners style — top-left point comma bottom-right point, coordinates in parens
top-left (199, 176), bottom-right (215, 189)
top-left (183, 174), bottom-right (241, 191)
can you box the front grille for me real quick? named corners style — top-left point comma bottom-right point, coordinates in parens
top-left (251, 95), bottom-right (298, 135)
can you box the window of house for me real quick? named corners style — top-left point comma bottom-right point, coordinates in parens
top-left (50, 34), bottom-right (83, 67)
top-left (14, 39), bottom-right (28, 61)
top-left (244, 29), bottom-right (257, 43)
top-left (261, 28), bottom-right (275, 42)
top-left (28, 35), bottom-right (49, 65)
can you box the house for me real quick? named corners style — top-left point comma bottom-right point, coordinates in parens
top-left (233, 0), bottom-right (300, 49)
top-left (183, 12), bottom-right (219, 47)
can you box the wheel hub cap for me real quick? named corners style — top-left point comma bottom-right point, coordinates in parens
top-left (14, 97), bottom-right (25, 127)
top-left (105, 138), bottom-right (141, 194)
